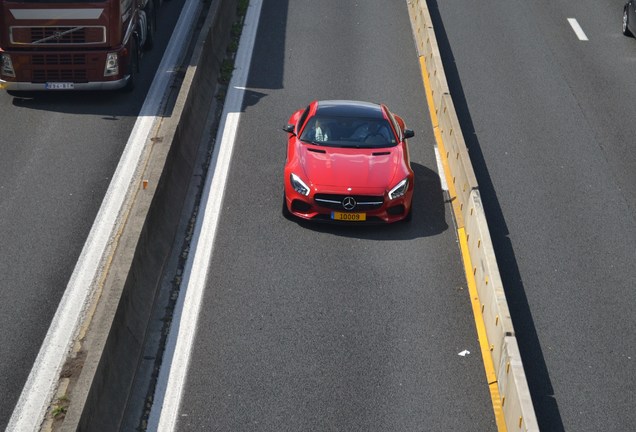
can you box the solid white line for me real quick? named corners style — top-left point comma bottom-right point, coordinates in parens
top-left (568, 18), bottom-right (588, 41)
top-left (5, 0), bottom-right (202, 430)
top-left (146, 1), bottom-right (264, 430)
top-left (434, 146), bottom-right (448, 191)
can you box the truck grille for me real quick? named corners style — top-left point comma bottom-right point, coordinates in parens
top-left (28, 53), bottom-right (89, 83)
top-left (314, 194), bottom-right (384, 211)
top-left (32, 54), bottom-right (86, 66)
top-left (32, 69), bottom-right (88, 83)
top-left (10, 26), bottom-right (106, 45)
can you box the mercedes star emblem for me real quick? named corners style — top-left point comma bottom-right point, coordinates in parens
top-left (342, 196), bottom-right (356, 210)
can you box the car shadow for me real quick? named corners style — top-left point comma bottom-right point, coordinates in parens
top-left (286, 162), bottom-right (449, 240)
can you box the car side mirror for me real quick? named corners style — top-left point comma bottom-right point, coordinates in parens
top-left (283, 124), bottom-right (295, 134)
top-left (403, 129), bottom-right (415, 139)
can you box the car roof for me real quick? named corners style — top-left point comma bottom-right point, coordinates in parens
top-left (315, 100), bottom-right (385, 119)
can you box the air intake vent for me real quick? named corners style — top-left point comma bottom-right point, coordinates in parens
top-left (10, 26), bottom-right (106, 45)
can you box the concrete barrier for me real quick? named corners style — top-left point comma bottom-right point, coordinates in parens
top-left (464, 190), bottom-right (514, 373)
top-left (55, 0), bottom-right (239, 431)
top-left (438, 93), bottom-right (478, 223)
top-left (498, 337), bottom-right (540, 431)
top-left (407, 0), bottom-right (538, 430)
top-left (408, 0), bottom-right (449, 118)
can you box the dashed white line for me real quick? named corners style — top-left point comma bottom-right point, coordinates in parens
top-left (568, 18), bottom-right (588, 41)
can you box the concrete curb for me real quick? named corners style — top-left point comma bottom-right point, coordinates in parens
top-left (54, 0), bottom-right (238, 430)
top-left (407, 0), bottom-right (539, 430)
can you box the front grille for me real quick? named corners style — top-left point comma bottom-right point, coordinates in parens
top-left (29, 52), bottom-right (89, 83)
top-left (32, 69), bottom-right (87, 83)
top-left (314, 194), bottom-right (384, 211)
top-left (10, 26), bottom-right (106, 45)
top-left (32, 54), bottom-right (86, 66)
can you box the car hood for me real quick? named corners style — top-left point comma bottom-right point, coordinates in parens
top-left (300, 145), bottom-right (400, 189)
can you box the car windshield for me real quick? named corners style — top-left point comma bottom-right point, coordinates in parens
top-left (299, 116), bottom-right (397, 148)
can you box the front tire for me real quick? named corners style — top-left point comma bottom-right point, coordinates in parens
top-left (282, 193), bottom-right (292, 219)
top-left (403, 207), bottom-right (412, 223)
top-left (144, 2), bottom-right (157, 50)
top-left (123, 37), bottom-right (139, 92)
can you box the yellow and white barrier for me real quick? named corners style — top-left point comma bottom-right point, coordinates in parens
top-left (407, 0), bottom-right (539, 430)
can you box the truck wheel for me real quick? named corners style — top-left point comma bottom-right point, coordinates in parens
top-left (124, 38), bottom-right (139, 92)
top-left (144, 2), bottom-right (157, 50)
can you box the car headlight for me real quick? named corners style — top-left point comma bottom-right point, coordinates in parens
top-left (290, 173), bottom-right (310, 196)
top-left (388, 178), bottom-right (409, 200)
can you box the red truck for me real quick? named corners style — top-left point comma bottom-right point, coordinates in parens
top-left (0, 0), bottom-right (159, 91)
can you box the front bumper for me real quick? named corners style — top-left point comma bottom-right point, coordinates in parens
top-left (284, 189), bottom-right (412, 224)
top-left (1, 76), bottom-right (130, 91)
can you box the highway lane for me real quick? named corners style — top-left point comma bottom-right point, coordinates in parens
top-left (430, 0), bottom-right (636, 430)
top-left (0, 0), bottom-right (187, 428)
top-left (154, 0), bottom-right (496, 430)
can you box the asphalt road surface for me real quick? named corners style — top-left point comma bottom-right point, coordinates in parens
top-left (0, 0), bottom-right (187, 428)
top-left (430, 0), bottom-right (636, 430)
top-left (156, 0), bottom-right (496, 430)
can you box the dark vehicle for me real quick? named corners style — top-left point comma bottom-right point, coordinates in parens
top-left (0, 0), bottom-right (160, 91)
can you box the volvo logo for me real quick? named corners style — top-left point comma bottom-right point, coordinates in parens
top-left (53, 31), bottom-right (63, 41)
top-left (342, 196), bottom-right (356, 210)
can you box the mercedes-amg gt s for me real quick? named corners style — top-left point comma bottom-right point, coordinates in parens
top-left (282, 100), bottom-right (415, 223)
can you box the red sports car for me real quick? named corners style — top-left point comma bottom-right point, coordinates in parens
top-left (282, 100), bottom-right (415, 223)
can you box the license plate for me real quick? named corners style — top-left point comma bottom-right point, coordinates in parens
top-left (331, 211), bottom-right (366, 221)
top-left (45, 82), bottom-right (74, 90)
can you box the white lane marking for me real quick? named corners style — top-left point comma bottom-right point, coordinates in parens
top-left (568, 18), bottom-right (588, 41)
top-left (5, 0), bottom-right (202, 429)
top-left (434, 146), bottom-right (448, 191)
top-left (146, 0), bottom-right (263, 430)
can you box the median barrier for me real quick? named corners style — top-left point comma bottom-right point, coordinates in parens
top-left (438, 93), bottom-right (478, 224)
top-left (498, 337), bottom-right (540, 431)
top-left (407, 0), bottom-right (538, 430)
top-left (58, 0), bottom-right (239, 430)
top-left (429, 50), bottom-right (448, 116)
top-left (464, 189), bottom-right (514, 374)
top-left (407, 0), bottom-right (427, 56)
top-left (408, 0), bottom-right (449, 114)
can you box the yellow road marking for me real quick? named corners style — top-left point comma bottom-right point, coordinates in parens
top-left (418, 57), bottom-right (464, 228)
top-left (418, 55), bottom-right (507, 431)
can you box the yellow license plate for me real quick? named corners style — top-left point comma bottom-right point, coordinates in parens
top-left (332, 211), bottom-right (366, 221)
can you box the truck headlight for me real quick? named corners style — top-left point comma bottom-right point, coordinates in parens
top-left (1, 54), bottom-right (16, 78)
top-left (104, 52), bottom-right (119, 77)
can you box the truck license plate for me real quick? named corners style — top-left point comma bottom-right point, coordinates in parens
top-left (45, 82), bottom-right (74, 90)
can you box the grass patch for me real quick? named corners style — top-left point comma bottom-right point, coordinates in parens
top-left (51, 395), bottom-right (70, 419)
top-left (219, 59), bottom-right (234, 84)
